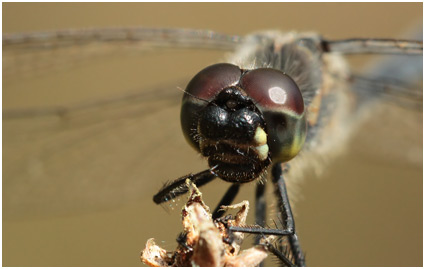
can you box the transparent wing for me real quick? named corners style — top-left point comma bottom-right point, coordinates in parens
top-left (3, 27), bottom-right (422, 221)
top-left (327, 26), bottom-right (422, 107)
top-left (322, 27), bottom-right (422, 110)
top-left (322, 38), bottom-right (422, 54)
top-left (3, 28), bottom-right (243, 220)
top-left (3, 27), bottom-right (243, 50)
top-left (339, 29), bottom-right (423, 166)
top-left (4, 86), bottom-right (182, 218)
top-left (3, 27), bottom-right (242, 81)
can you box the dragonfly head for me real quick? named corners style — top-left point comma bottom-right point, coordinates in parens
top-left (181, 63), bottom-right (307, 182)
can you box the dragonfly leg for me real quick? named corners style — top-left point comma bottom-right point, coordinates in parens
top-left (227, 163), bottom-right (305, 266)
top-left (271, 163), bottom-right (305, 267)
top-left (255, 182), bottom-right (267, 240)
top-left (255, 183), bottom-right (267, 266)
top-left (153, 169), bottom-right (216, 204)
top-left (176, 232), bottom-right (193, 252)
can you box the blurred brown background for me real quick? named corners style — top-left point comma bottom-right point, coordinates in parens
top-left (3, 3), bottom-right (422, 266)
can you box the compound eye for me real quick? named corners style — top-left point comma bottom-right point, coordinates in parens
top-left (240, 68), bottom-right (304, 114)
top-left (240, 68), bottom-right (306, 163)
top-left (181, 63), bottom-right (242, 152)
top-left (184, 63), bottom-right (242, 101)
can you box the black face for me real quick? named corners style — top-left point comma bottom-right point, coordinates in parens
top-left (181, 63), bottom-right (306, 183)
top-left (197, 86), bottom-right (270, 182)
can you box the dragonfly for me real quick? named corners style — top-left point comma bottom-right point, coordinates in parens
top-left (3, 27), bottom-right (422, 266)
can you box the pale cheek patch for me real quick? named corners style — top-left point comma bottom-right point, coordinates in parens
top-left (253, 127), bottom-right (269, 161)
top-left (255, 144), bottom-right (269, 161)
top-left (254, 127), bottom-right (267, 146)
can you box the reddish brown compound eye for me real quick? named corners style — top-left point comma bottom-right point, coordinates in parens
top-left (240, 68), bottom-right (304, 114)
top-left (184, 63), bottom-right (242, 101)
top-left (181, 63), bottom-right (242, 151)
top-left (240, 68), bottom-right (307, 163)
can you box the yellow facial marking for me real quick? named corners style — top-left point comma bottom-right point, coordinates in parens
top-left (255, 144), bottom-right (269, 161)
top-left (254, 127), bottom-right (267, 146)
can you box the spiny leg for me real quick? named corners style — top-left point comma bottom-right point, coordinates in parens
top-left (255, 183), bottom-right (267, 266)
top-left (153, 165), bottom-right (304, 265)
top-left (271, 163), bottom-right (305, 267)
top-left (227, 163), bottom-right (305, 266)
top-left (260, 236), bottom-right (295, 267)
top-left (153, 169), bottom-right (216, 204)
top-left (255, 183), bottom-right (267, 242)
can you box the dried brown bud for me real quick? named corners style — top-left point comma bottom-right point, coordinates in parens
top-left (141, 180), bottom-right (269, 267)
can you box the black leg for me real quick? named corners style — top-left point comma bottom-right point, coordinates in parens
top-left (155, 165), bottom-right (304, 266)
top-left (271, 163), bottom-right (305, 267)
top-left (153, 169), bottom-right (216, 204)
top-left (176, 232), bottom-right (193, 251)
top-left (261, 237), bottom-right (295, 267)
top-left (227, 168), bottom-right (294, 236)
top-left (228, 226), bottom-right (293, 236)
top-left (212, 183), bottom-right (240, 219)
top-left (255, 182), bottom-right (266, 242)
top-left (227, 164), bottom-right (305, 266)
top-left (255, 183), bottom-right (266, 266)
